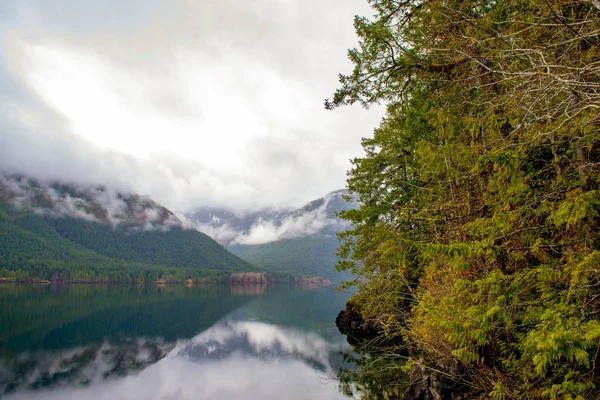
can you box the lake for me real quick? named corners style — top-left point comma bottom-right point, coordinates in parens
top-left (0, 284), bottom-right (353, 399)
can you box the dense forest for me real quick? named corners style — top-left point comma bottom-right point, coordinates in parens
top-left (330, 1), bottom-right (600, 399)
top-left (229, 230), bottom-right (344, 281)
top-left (194, 189), bottom-right (354, 282)
top-left (0, 189), bottom-right (304, 284)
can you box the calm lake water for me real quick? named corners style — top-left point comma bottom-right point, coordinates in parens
top-left (0, 284), bottom-right (353, 399)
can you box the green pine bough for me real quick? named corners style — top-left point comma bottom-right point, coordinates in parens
top-left (329, 1), bottom-right (600, 399)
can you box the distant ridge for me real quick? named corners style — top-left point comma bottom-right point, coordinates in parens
top-left (185, 190), bottom-right (356, 281)
top-left (0, 174), bottom-right (264, 284)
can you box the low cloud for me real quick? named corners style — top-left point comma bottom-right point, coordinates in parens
top-left (0, 174), bottom-right (183, 231)
top-left (0, 0), bottom-right (384, 213)
top-left (190, 222), bottom-right (241, 244)
top-left (235, 207), bottom-right (331, 245)
top-left (189, 192), bottom-right (351, 246)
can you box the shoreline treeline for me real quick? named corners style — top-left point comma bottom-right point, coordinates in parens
top-left (330, 1), bottom-right (600, 398)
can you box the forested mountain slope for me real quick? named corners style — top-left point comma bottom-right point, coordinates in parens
top-left (0, 175), bottom-right (257, 283)
top-left (187, 190), bottom-right (355, 281)
top-left (228, 233), bottom-right (340, 281)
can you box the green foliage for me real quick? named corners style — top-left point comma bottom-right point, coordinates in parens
top-left (0, 201), bottom-right (312, 284)
top-left (228, 230), bottom-right (348, 281)
top-left (48, 217), bottom-right (254, 271)
top-left (225, 191), bottom-right (354, 282)
top-left (331, 0), bottom-right (600, 398)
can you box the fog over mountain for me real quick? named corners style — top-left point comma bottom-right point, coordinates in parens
top-left (0, 172), bottom-right (354, 280)
top-left (0, 0), bottom-right (377, 283)
top-left (185, 190), bottom-right (354, 246)
top-left (0, 172), bottom-right (260, 278)
top-left (0, 174), bottom-right (183, 232)
top-left (184, 190), bottom-right (356, 281)
top-left (0, 0), bottom-right (384, 213)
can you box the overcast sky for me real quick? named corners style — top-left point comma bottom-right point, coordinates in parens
top-left (0, 0), bottom-right (383, 212)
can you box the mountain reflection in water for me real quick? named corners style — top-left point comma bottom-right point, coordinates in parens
top-left (0, 284), bottom-right (353, 399)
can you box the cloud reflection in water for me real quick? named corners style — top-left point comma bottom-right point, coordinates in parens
top-left (6, 321), bottom-right (352, 400)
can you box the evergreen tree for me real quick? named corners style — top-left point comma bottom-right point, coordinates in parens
top-left (331, 1), bottom-right (600, 398)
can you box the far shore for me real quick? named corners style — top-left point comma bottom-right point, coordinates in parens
top-left (0, 279), bottom-right (333, 287)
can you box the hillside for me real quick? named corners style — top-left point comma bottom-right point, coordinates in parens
top-left (227, 233), bottom-right (340, 280)
top-left (186, 190), bottom-right (356, 281)
top-left (0, 174), bottom-right (259, 283)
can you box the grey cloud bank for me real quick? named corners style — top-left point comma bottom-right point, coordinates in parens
top-left (185, 190), bottom-right (353, 245)
top-left (0, 174), bottom-right (182, 231)
top-left (0, 0), bottom-right (383, 212)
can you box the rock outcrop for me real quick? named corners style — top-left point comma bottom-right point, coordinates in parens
top-left (335, 302), bottom-right (379, 346)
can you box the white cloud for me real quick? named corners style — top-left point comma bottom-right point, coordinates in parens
top-left (192, 222), bottom-right (241, 244)
top-left (235, 206), bottom-right (331, 245)
top-left (1, 174), bottom-right (183, 230)
top-left (0, 0), bottom-right (384, 212)
top-left (188, 192), bottom-right (349, 245)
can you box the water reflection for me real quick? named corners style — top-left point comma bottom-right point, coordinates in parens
top-left (5, 321), bottom-right (350, 400)
top-left (0, 284), bottom-right (352, 399)
top-left (1, 339), bottom-right (174, 393)
top-left (184, 321), bottom-right (338, 369)
top-left (229, 284), bottom-right (267, 296)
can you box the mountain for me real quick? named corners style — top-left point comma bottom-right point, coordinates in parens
top-left (185, 190), bottom-right (356, 281)
top-left (184, 207), bottom-right (285, 244)
top-left (0, 174), bottom-right (261, 283)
